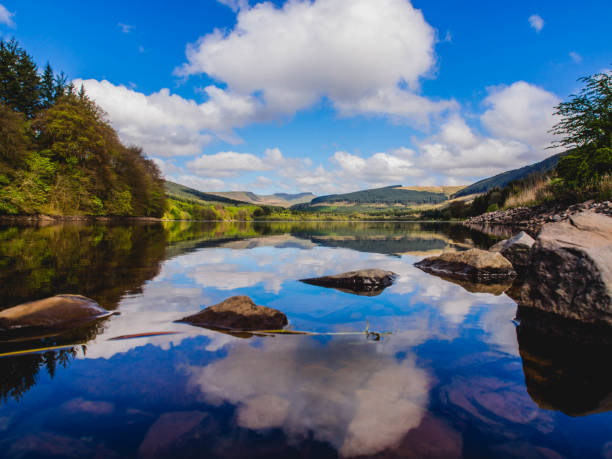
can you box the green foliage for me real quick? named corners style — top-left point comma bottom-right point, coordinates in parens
top-left (0, 40), bottom-right (166, 217)
top-left (552, 70), bottom-right (612, 196)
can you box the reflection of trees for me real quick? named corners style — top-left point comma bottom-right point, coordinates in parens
top-left (516, 307), bottom-right (612, 416)
top-left (0, 223), bottom-right (168, 310)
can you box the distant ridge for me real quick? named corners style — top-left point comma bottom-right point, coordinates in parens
top-left (453, 153), bottom-right (566, 198)
top-left (295, 185), bottom-right (449, 209)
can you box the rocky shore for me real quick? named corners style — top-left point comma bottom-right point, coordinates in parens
top-left (464, 200), bottom-right (612, 237)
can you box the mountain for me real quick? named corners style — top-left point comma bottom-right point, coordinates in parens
top-left (453, 153), bottom-right (565, 198)
top-left (199, 191), bottom-right (316, 207)
top-left (294, 185), bottom-right (456, 210)
top-left (165, 181), bottom-right (252, 206)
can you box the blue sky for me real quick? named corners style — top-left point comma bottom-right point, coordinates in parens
top-left (1, 0), bottom-right (610, 194)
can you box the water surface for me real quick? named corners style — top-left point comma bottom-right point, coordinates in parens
top-left (0, 221), bottom-right (610, 458)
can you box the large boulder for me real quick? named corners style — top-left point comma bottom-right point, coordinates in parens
top-left (489, 231), bottom-right (535, 269)
top-left (0, 294), bottom-right (113, 331)
top-left (178, 296), bottom-right (288, 331)
top-left (299, 269), bottom-right (397, 296)
top-left (513, 211), bottom-right (612, 326)
top-left (414, 249), bottom-right (516, 283)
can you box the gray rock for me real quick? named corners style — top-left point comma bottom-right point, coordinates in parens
top-left (0, 294), bottom-right (113, 331)
top-left (300, 269), bottom-right (397, 296)
top-left (513, 211), bottom-right (612, 326)
top-left (179, 296), bottom-right (288, 331)
top-left (489, 231), bottom-right (535, 269)
top-left (415, 249), bottom-right (516, 282)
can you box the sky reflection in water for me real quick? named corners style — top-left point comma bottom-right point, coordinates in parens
top-left (0, 221), bottom-right (610, 458)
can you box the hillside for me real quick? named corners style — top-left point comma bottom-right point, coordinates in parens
top-left (204, 190), bottom-right (316, 207)
top-left (165, 181), bottom-right (252, 206)
top-left (453, 153), bottom-right (565, 198)
top-left (295, 185), bottom-right (449, 210)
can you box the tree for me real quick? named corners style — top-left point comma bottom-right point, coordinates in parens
top-left (40, 62), bottom-right (56, 108)
top-left (0, 39), bottom-right (41, 117)
top-left (551, 70), bottom-right (612, 192)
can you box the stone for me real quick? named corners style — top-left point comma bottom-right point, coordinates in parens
top-left (414, 249), bottom-right (516, 283)
top-left (299, 269), bottom-right (397, 296)
top-left (489, 231), bottom-right (535, 269)
top-left (178, 295), bottom-right (288, 331)
top-left (513, 211), bottom-right (612, 326)
top-left (0, 294), bottom-right (114, 331)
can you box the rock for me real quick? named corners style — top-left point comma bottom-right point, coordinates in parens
top-left (489, 231), bottom-right (535, 269)
top-left (514, 211), bottom-right (612, 326)
top-left (0, 294), bottom-right (114, 331)
top-left (421, 271), bottom-right (513, 296)
top-left (178, 296), bottom-right (288, 331)
top-left (414, 249), bottom-right (516, 283)
top-left (516, 307), bottom-right (612, 416)
top-left (299, 269), bottom-right (397, 296)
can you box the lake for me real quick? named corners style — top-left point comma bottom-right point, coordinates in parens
top-left (0, 221), bottom-right (610, 458)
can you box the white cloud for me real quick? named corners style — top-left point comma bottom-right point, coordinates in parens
top-left (187, 151), bottom-right (273, 177)
top-left (176, 0), bottom-right (453, 124)
top-left (528, 14), bottom-right (544, 32)
top-left (151, 157), bottom-right (183, 176)
top-left (569, 51), bottom-right (582, 63)
top-left (481, 81), bottom-right (560, 151)
top-left (75, 79), bottom-right (259, 157)
top-left (174, 175), bottom-right (226, 191)
top-left (0, 4), bottom-right (15, 27)
top-left (331, 150), bottom-right (423, 186)
top-left (118, 22), bottom-right (134, 33)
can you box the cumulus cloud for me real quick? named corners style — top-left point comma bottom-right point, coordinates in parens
top-left (187, 151), bottom-right (273, 177)
top-left (528, 14), bottom-right (544, 32)
top-left (75, 79), bottom-right (259, 157)
top-left (481, 81), bottom-right (560, 151)
top-left (0, 4), bottom-right (14, 27)
top-left (176, 0), bottom-right (453, 124)
top-left (331, 149), bottom-right (423, 186)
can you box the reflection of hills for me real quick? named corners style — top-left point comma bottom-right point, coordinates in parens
top-left (163, 221), bottom-right (493, 257)
top-left (516, 307), bottom-right (612, 417)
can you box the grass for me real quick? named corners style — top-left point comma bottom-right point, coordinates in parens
top-left (503, 176), bottom-right (554, 209)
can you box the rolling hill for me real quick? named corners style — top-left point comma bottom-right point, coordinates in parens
top-left (204, 191), bottom-right (316, 207)
top-left (293, 185), bottom-right (453, 211)
top-left (453, 153), bottom-right (565, 198)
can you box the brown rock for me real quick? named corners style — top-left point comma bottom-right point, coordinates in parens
top-left (514, 211), bottom-right (612, 326)
top-left (300, 269), bottom-right (397, 296)
top-left (0, 294), bottom-right (113, 330)
top-left (179, 296), bottom-right (288, 331)
top-left (414, 249), bottom-right (516, 282)
top-left (490, 231), bottom-right (535, 269)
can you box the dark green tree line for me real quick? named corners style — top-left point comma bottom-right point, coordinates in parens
top-left (0, 39), bottom-right (166, 217)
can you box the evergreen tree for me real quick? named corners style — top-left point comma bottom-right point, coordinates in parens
top-left (0, 39), bottom-right (41, 117)
top-left (40, 62), bottom-right (56, 108)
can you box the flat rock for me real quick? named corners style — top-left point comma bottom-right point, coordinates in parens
top-left (513, 211), bottom-right (612, 326)
top-left (489, 231), bottom-right (535, 270)
top-left (179, 296), bottom-right (288, 331)
top-left (414, 249), bottom-right (516, 283)
top-left (299, 269), bottom-right (397, 296)
top-left (0, 294), bottom-right (113, 331)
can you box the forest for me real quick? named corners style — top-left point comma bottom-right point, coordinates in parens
top-left (0, 39), bottom-right (166, 217)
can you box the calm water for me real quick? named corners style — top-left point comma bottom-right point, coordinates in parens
top-left (0, 221), bottom-right (610, 458)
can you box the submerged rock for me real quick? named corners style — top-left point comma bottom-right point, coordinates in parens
top-left (414, 249), bottom-right (516, 283)
top-left (299, 269), bottom-right (397, 296)
top-left (513, 211), bottom-right (612, 326)
top-left (420, 271), bottom-right (513, 296)
top-left (179, 295), bottom-right (288, 331)
top-left (489, 231), bottom-right (535, 269)
top-left (0, 294), bottom-right (113, 331)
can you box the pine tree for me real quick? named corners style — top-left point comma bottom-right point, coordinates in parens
top-left (0, 39), bottom-right (41, 118)
top-left (40, 62), bottom-right (56, 108)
